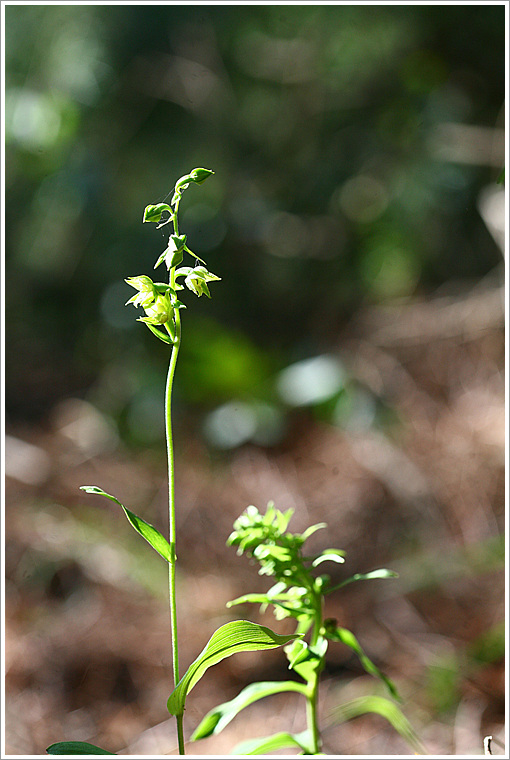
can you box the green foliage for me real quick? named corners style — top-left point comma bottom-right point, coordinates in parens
top-left (425, 658), bottom-right (460, 715)
top-left (324, 623), bottom-right (400, 700)
top-left (167, 621), bottom-right (301, 717)
top-left (329, 695), bottom-right (425, 754)
top-left (47, 742), bottom-right (114, 755)
top-left (232, 730), bottom-right (314, 755)
top-left (43, 168), bottom-right (419, 756)
top-left (79, 486), bottom-right (175, 564)
top-left (191, 680), bottom-right (309, 741)
top-left (191, 503), bottom-right (410, 754)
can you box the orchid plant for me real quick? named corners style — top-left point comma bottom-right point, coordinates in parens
top-left (46, 169), bottom-right (422, 757)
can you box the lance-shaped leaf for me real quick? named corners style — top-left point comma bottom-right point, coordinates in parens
top-left (327, 568), bottom-right (398, 594)
top-left (143, 322), bottom-right (174, 345)
top-left (80, 486), bottom-right (174, 564)
top-left (191, 680), bottom-right (309, 741)
top-left (167, 621), bottom-right (301, 717)
top-left (329, 695), bottom-right (425, 754)
top-left (47, 741), bottom-right (115, 755)
top-left (232, 729), bottom-right (313, 755)
top-left (300, 521), bottom-right (327, 542)
top-left (312, 548), bottom-right (346, 567)
top-left (325, 624), bottom-right (400, 700)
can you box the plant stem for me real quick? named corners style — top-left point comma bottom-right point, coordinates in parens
top-left (165, 199), bottom-right (185, 755)
top-left (305, 594), bottom-right (323, 754)
top-left (306, 671), bottom-right (321, 755)
top-left (165, 326), bottom-right (184, 754)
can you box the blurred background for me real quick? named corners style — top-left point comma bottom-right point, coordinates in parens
top-left (4, 4), bottom-right (506, 756)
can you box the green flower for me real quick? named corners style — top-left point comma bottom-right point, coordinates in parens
top-left (138, 291), bottom-right (174, 325)
top-left (184, 266), bottom-right (221, 298)
top-left (125, 275), bottom-right (158, 308)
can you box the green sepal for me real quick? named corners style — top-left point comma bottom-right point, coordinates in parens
top-left (324, 623), bottom-right (400, 700)
top-left (174, 266), bottom-right (192, 279)
top-left (167, 620), bottom-right (301, 717)
top-left (154, 282), bottom-right (175, 295)
top-left (79, 486), bottom-right (175, 564)
top-left (143, 203), bottom-right (172, 224)
top-left (191, 680), bottom-right (309, 741)
top-left (46, 742), bottom-right (115, 755)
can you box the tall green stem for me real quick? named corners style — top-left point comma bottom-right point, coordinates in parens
top-left (165, 202), bottom-right (185, 755)
top-left (305, 593), bottom-right (323, 754)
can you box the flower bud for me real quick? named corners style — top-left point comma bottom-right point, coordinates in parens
top-left (153, 234), bottom-right (187, 270)
top-left (189, 168), bottom-right (214, 184)
top-left (143, 203), bottom-right (172, 224)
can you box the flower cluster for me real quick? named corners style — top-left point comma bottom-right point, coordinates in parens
top-left (125, 168), bottom-right (220, 342)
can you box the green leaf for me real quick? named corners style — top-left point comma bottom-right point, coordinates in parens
top-left (329, 695), bottom-right (425, 754)
top-left (46, 741), bottom-right (115, 755)
top-left (167, 620), bottom-right (301, 717)
top-left (154, 249), bottom-right (168, 269)
top-left (328, 568), bottom-right (398, 593)
top-left (79, 486), bottom-right (174, 564)
top-left (231, 730), bottom-right (312, 755)
top-left (312, 549), bottom-right (346, 567)
top-left (143, 203), bottom-right (172, 224)
top-left (325, 625), bottom-right (400, 700)
top-left (227, 593), bottom-right (273, 607)
top-left (191, 680), bottom-right (309, 741)
top-left (300, 522), bottom-right (327, 542)
top-left (227, 593), bottom-right (306, 620)
top-left (143, 321), bottom-right (174, 344)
